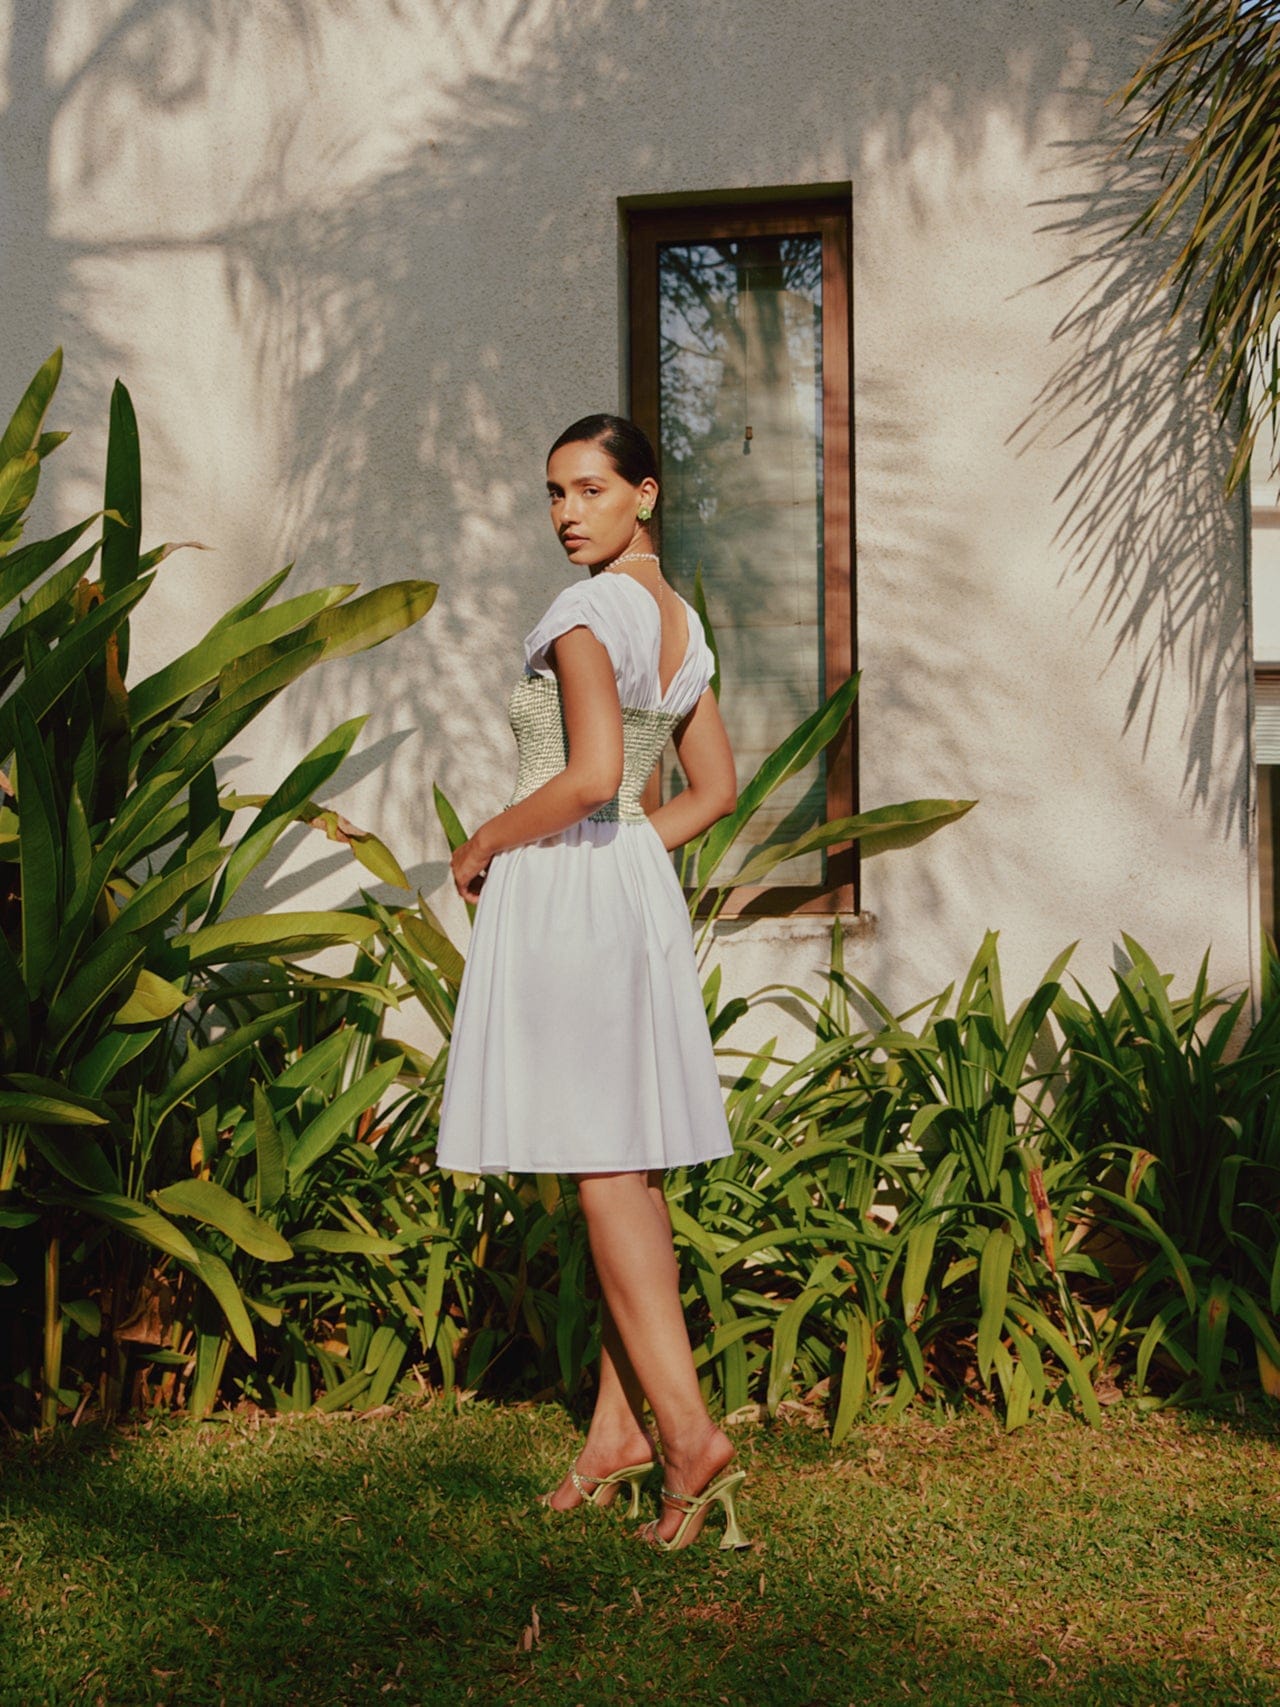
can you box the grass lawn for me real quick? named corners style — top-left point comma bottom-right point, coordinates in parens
top-left (1, 1393), bottom-right (1278, 1706)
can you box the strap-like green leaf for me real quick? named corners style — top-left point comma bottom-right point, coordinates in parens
top-left (0, 350), bottom-right (62, 467)
top-left (286, 1055), bottom-right (405, 1186)
top-left (0, 516), bottom-right (95, 613)
top-left (253, 1084), bottom-right (286, 1212)
top-left (977, 1225), bottom-right (1015, 1381)
top-left (717, 798), bottom-right (976, 890)
top-left (13, 701), bottom-right (62, 997)
top-left (152, 1004), bottom-right (301, 1125)
top-left (0, 577), bottom-right (152, 762)
top-left (100, 382), bottom-right (141, 675)
top-left (696, 671), bottom-right (862, 886)
top-left (208, 718), bottom-right (366, 915)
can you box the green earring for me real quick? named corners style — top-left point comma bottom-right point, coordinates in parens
top-left (637, 505), bottom-right (653, 523)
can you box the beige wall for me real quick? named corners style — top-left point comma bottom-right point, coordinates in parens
top-left (0, 0), bottom-right (1256, 1051)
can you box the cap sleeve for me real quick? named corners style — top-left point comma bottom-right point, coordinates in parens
top-left (689, 612), bottom-right (717, 703)
top-left (522, 580), bottom-right (624, 679)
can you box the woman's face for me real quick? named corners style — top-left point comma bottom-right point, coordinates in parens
top-left (546, 439), bottom-right (657, 569)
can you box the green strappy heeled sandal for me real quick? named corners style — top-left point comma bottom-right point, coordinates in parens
top-left (637, 1466), bottom-right (750, 1552)
top-left (538, 1459), bottom-right (656, 1518)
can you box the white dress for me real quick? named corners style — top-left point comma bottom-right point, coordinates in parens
top-left (435, 569), bottom-right (735, 1177)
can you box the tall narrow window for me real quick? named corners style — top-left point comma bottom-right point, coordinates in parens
top-left (629, 200), bottom-right (854, 913)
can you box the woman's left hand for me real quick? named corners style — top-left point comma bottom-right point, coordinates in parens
top-left (451, 835), bottom-right (491, 902)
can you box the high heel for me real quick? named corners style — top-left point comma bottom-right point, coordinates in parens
top-left (637, 1466), bottom-right (750, 1552)
top-left (538, 1459), bottom-right (655, 1518)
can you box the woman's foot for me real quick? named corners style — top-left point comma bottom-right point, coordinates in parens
top-left (642, 1422), bottom-right (735, 1543)
top-left (541, 1425), bottom-right (658, 1511)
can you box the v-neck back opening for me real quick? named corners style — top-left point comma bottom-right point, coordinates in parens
top-left (604, 569), bottom-right (694, 705)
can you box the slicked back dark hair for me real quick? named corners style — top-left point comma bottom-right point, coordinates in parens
top-left (547, 413), bottom-right (660, 496)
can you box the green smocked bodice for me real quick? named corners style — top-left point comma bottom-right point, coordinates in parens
top-left (505, 673), bottom-right (682, 823)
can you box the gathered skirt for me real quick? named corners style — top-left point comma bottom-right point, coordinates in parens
top-left (434, 816), bottom-right (735, 1176)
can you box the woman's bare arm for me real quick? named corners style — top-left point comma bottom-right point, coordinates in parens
top-left (644, 688), bottom-right (737, 852)
top-left (451, 626), bottom-right (623, 899)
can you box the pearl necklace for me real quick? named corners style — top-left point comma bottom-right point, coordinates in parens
top-left (604, 550), bottom-right (670, 605)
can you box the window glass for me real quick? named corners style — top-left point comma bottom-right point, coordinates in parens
top-left (656, 235), bottom-right (826, 883)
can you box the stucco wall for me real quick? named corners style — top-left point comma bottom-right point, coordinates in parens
top-left (0, 0), bottom-right (1256, 1055)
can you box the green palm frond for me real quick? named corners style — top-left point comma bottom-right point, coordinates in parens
top-left (1120, 0), bottom-right (1280, 492)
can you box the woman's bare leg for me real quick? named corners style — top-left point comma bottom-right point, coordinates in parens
top-left (542, 1292), bottom-right (656, 1509)
top-left (542, 1173), bottom-right (667, 1508)
top-left (568, 1170), bottom-right (733, 1540)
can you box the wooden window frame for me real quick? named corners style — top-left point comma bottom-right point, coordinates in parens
top-left (1257, 663), bottom-right (1280, 946)
top-left (628, 199), bottom-right (856, 916)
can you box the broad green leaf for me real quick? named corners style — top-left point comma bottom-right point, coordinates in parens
top-left (0, 927), bottom-right (30, 1051)
top-left (173, 910), bottom-right (379, 967)
top-left (70, 1026), bottom-right (162, 1098)
top-left (902, 1218), bottom-right (941, 1325)
top-left (25, 1124), bottom-right (118, 1191)
top-left (47, 1190), bottom-right (198, 1263)
top-left (831, 1308), bottom-right (871, 1444)
top-left (309, 580), bottom-right (437, 663)
top-left (112, 639), bottom-right (324, 866)
top-left (1014, 1303), bottom-right (1102, 1427)
top-left (113, 970), bottom-right (189, 1025)
top-left (433, 783), bottom-right (468, 853)
top-left (204, 564), bottom-right (293, 635)
top-left (398, 899), bottom-right (465, 986)
top-left (61, 1298), bottom-right (101, 1336)
top-left (151, 1178), bottom-right (292, 1262)
top-left (181, 1237), bottom-right (257, 1357)
top-left (767, 1278), bottom-right (834, 1413)
top-left (45, 937), bottom-right (145, 1048)
top-left (271, 1029), bottom-right (351, 1097)
top-left (217, 580), bottom-right (436, 702)
top-left (290, 1229), bottom-right (406, 1255)
top-left (0, 1089), bottom-right (107, 1126)
top-left (304, 807), bottom-right (411, 889)
top-left (127, 585), bottom-right (355, 727)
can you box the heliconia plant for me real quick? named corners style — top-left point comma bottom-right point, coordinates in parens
top-left (0, 351), bottom-right (436, 1426)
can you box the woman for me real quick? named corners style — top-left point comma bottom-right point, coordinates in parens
top-left (435, 413), bottom-right (747, 1552)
